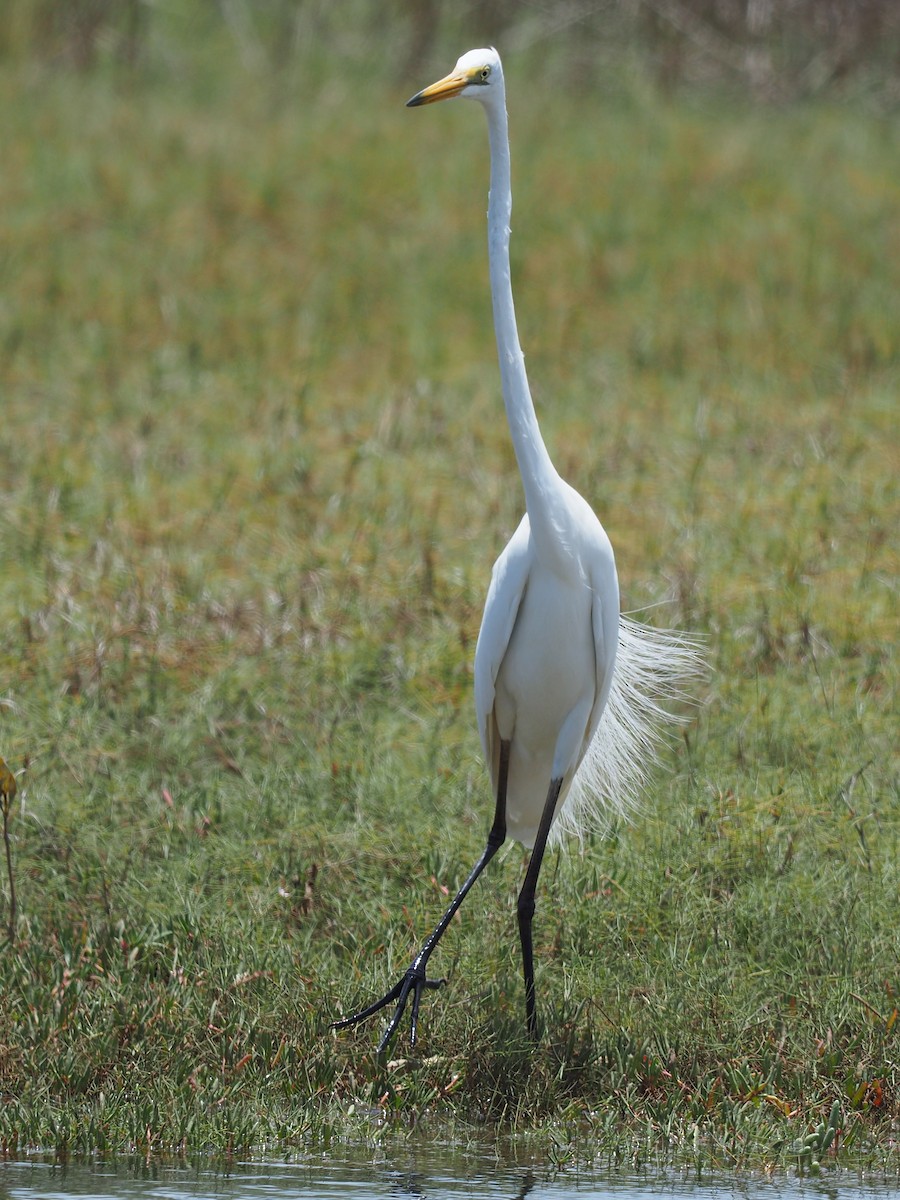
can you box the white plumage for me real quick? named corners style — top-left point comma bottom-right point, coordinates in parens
top-left (333, 47), bottom-right (704, 1051)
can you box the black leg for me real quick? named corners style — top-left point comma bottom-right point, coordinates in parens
top-left (517, 775), bottom-right (563, 1040)
top-left (332, 740), bottom-right (511, 1052)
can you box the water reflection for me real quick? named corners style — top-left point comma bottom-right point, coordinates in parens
top-left (0, 1151), bottom-right (897, 1200)
top-left (379, 1162), bottom-right (535, 1199)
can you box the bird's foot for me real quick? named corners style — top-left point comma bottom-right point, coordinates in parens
top-left (331, 958), bottom-right (446, 1053)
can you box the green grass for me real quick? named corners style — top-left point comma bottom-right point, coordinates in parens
top-left (0, 26), bottom-right (897, 1174)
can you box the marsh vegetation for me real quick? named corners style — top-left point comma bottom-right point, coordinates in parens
top-left (0, 0), bottom-right (897, 1173)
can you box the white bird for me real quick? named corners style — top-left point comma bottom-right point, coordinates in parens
top-left (333, 47), bottom-right (703, 1051)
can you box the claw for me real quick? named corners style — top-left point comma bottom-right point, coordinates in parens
top-left (330, 977), bottom-right (403, 1030)
top-left (331, 961), bottom-right (446, 1053)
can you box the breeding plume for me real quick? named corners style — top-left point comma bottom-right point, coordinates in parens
top-left (333, 48), bottom-right (702, 1050)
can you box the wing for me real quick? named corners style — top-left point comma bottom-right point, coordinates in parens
top-left (473, 515), bottom-right (532, 778)
top-left (546, 549), bottom-right (621, 844)
top-left (584, 572), bottom-right (619, 757)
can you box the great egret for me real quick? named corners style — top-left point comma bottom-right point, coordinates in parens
top-left (332, 47), bottom-right (702, 1051)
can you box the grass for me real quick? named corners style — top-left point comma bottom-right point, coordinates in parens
top-left (0, 22), bottom-right (897, 1175)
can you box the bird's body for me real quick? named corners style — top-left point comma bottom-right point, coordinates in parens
top-left (332, 48), bottom-right (703, 1051)
top-left (471, 51), bottom-right (621, 850)
top-left (477, 504), bottom-right (618, 849)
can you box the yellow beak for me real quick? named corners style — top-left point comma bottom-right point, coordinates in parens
top-left (406, 70), bottom-right (469, 108)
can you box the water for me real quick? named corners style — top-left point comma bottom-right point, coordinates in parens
top-left (1, 1153), bottom-right (896, 1200)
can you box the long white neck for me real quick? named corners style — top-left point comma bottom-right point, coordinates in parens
top-left (483, 93), bottom-right (561, 537)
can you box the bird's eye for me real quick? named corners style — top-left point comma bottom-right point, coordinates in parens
top-left (480, 66), bottom-right (491, 82)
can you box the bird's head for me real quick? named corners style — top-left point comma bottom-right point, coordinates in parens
top-left (406, 47), bottom-right (504, 109)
